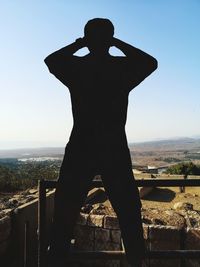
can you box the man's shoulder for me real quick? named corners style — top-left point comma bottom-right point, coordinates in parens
top-left (71, 55), bottom-right (128, 68)
top-left (80, 54), bottom-right (126, 59)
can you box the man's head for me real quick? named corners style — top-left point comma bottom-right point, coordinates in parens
top-left (84, 18), bottom-right (114, 54)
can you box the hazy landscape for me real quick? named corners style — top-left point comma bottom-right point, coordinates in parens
top-left (1, 138), bottom-right (200, 222)
top-left (0, 137), bottom-right (200, 168)
top-left (129, 137), bottom-right (200, 167)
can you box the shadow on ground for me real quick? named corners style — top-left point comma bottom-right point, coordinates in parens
top-left (142, 187), bottom-right (176, 202)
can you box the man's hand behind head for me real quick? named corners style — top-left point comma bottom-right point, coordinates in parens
top-left (75, 37), bottom-right (87, 48)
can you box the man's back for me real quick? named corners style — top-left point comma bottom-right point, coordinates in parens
top-left (51, 54), bottom-right (132, 130)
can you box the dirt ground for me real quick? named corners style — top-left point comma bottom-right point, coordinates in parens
top-left (0, 187), bottom-right (200, 227)
top-left (95, 186), bottom-right (200, 211)
top-left (141, 186), bottom-right (200, 211)
top-left (1, 187), bottom-right (200, 211)
top-left (85, 186), bottom-right (200, 227)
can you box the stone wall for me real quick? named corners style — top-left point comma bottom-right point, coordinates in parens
top-left (0, 190), bottom-right (55, 267)
top-left (73, 212), bottom-right (200, 267)
top-left (0, 215), bottom-right (11, 258)
top-left (1, 176), bottom-right (200, 267)
top-left (73, 213), bottom-right (122, 267)
top-left (185, 228), bottom-right (200, 267)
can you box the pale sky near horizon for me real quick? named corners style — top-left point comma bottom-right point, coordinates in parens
top-left (0, 1), bottom-right (200, 149)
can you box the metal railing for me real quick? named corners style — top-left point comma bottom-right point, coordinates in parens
top-left (38, 178), bottom-right (200, 267)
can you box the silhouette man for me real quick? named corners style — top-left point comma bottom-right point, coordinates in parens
top-left (44, 18), bottom-right (157, 267)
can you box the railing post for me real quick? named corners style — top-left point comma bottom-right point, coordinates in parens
top-left (180, 175), bottom-right (187, 193)
top-left (38, 179), bottom-right (46, 267)
top-left (24, 221), bottom-right (29, 267)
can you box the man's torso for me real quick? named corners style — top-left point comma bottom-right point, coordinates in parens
top-left (66, 55), bottom-right (130, 141)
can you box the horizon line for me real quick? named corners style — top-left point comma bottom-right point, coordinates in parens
top-left (0, 135), bottom-right (200, 151)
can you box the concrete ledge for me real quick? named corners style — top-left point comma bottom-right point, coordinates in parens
top-left (0, 190), bottom-right (55, 267)
top-left (0, 215), bottom-right (11, 256)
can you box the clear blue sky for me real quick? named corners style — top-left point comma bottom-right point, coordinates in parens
top-left (0, 1), bottom-right (200, 149)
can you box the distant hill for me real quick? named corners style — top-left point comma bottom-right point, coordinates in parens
top-left (0, 137), bottom-right (200, 158)
top-left (129, 137), bottom-right (200, 152)
top-left (0, 147), bottom-right (65, 159)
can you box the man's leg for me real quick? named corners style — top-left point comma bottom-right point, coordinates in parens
top-left (101, 147), bottom-right (145, 266)
top-left (48, 144), bottom-right (95, 257)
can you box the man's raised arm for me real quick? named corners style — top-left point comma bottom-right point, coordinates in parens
top-left (112, 37), bottom-right (158, 80)
top-left (44, 38), bottom-right (86, 74)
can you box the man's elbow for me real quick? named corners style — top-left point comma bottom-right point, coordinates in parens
top-left (142, 57), bottom-right (158, 79)
top-left (44, 55), bottom-right (55, 73)
top-left (146, 57), bottom-right (158, 77)
top-left (151, 57), bottom-right (158, 72)
top-left (44, 55), bottom-right (51, 67)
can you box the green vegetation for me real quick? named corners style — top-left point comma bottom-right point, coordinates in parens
top-left (155, 157), bottom-right (182, 163)
top-left (165, 162), bottom-right (200, 175)
top-left (0, 159), bottom-right (61, 192)
top-left (185, 153), bottom-right (200, 160)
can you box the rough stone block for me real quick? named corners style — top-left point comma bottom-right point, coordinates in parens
top-left (149, 225), bottom-right (181, 250)
top-left (104, 215), bottom-right (120, 229)
top-left (95, 240), bottom-right (121, 251)
top-left (74, 238), bottom-right (94, 251)
top-left (95, 228), bottom-right (110, 242)
top-left (87, 214), bottom-right (104, 227)
top-left (110, 230), bottom-right (121, 244)
top-left (148, 225), bottom-right (181, 267)
top-left (185, 227), bottom-right (200, 249)
top-left (76, 212), bottom-right (88, 225)
top-left (74, 225), bottom-right (94, 241)
top-left (185, 227), bottom-right (200, 267)
top-left (74, 225), bottom-right (94, 251)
